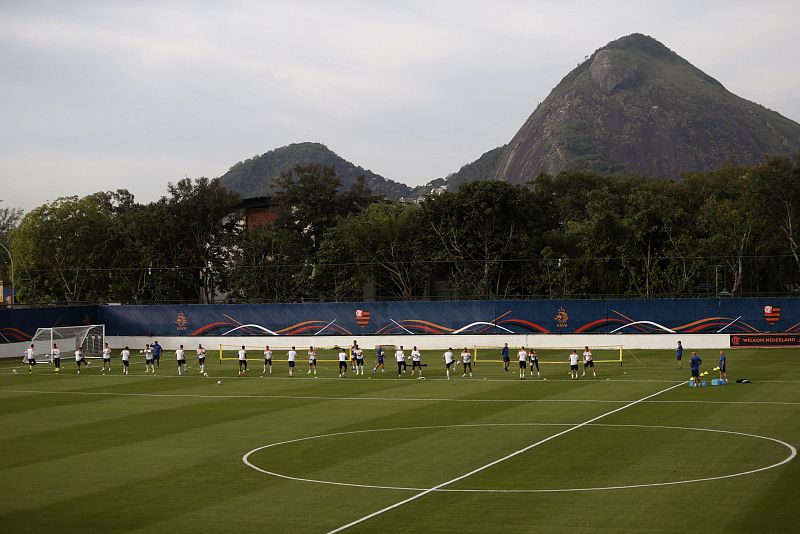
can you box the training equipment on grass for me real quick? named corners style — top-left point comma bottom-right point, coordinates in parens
top-left (27, 325), bottom-right (105, 364)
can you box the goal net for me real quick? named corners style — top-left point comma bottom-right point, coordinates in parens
top-left (27, 325), bottom-right (105, 363)
top-left (472, 345), bottom-right (624, 366)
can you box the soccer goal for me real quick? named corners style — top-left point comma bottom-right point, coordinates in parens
top-left (472, 344), bottom-right (624, 366)
top-left (27, 325), bottom-right (105, 364)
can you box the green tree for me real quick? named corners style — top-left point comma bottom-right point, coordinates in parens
top-left (227, 225), bottom-right (310, 303)
top-left (421, 181), bottom-right (537, 299)
top-left (745, 155), bottom-right (800, 292)
top-left (270, 164), bottom-right (375, 300)
top-left (0, 200), bottom-right (23, 247)
top-left (684, 162), bottom-right (763, 296)
top-left (0, 200), bottom-right (23, 301)
top-left (13, 194), bottom-right (115, 302)
top-left (105, 198), bottom-right (173, 303)
top-left (158, 178), bottom-right (242, 303)
top-left (318, 202), bottom-right (429, 300)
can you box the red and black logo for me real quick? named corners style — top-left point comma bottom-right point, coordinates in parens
top-left (764, 305), bottom-right (781, 324)
top-left (355, 309), bottom-right (370, 327)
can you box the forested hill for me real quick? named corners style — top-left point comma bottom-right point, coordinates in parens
top-left (493, 33), bottom-right (800, 182)
top-left (218, 142), bottom-right (413, 199)
top-left (218, 34), bottom-right (800, 198)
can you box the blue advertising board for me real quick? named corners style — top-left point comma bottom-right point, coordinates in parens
top-left (1, 299), bottom-right (796, 342)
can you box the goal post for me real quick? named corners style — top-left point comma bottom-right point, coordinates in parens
top-left (472, 344), bottom-right (624, 367)
top-left (27, 325), bottom-right (105, 363)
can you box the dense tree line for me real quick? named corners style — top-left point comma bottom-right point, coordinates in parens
top-left (3, 155), bottom-right (799, 304)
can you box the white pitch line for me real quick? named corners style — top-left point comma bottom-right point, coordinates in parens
top-left (0, 388), bottom-right (798, 406)
top-left (325, 381), bottom-right (684, 534)
top-left (0, 371), bottom-right (727, 384)
top-left (242, 422), bottom-right (797, 493)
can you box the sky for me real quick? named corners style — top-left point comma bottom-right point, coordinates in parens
top-left (1, 0), bottom-right (799, 211)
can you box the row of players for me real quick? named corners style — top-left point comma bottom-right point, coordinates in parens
top-left (22, 342), bottom-right (191, 375)
top-left (235, 343), bottom-right (597, 380)
top-left (22, 341), bottom-right (597, 380)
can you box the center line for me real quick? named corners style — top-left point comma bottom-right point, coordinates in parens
top-left (326, 381), bottom-right (684, 534)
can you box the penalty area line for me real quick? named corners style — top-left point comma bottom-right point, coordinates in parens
top-left (325, 381), bottom-right (684, 534)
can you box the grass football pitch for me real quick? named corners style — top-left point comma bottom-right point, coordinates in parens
top-left (0, 347), bottom-right (798, 533)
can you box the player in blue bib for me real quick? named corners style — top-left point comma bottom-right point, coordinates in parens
top-left (501, 343), bottom-right (510, 372)
top-left (152, 341), bottom-right (162, 369)
top-left (373, 345), bottom-right (385, 373)
top-left (718, 351), bottom-right (727, 381)
top-left (676, 340), bottom-right (683, 370)
top-left (690, 352), bottom-right (702, 387)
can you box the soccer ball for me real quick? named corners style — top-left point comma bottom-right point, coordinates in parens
top-left (12, 369), bottom-right (17, 374)
top-left (203, 372), bottom-right (208, 377)
top-left (217, 380), bottom-right (222, 385)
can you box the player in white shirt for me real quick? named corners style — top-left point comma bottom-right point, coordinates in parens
top-left (569, 349), bottom-right (580, 380)
top-left (52, 343), bottom-right (61, 372)
top-left (121, 346), bottom-right (131, 375)
top-left (517, 347), bottom-right (528, 379)
top-left (238, 346), bottom-right (248, 376)
top-left (350, 340), bottom-right (358, 372)
top-left (395, 346), bottom-right (407, 377)
top-left (176, 344), bottom-right (187, 375)
top-left (307, 346), bottom-right (318, 375)
top-left (144, 344), bottom-right (155, 374)
top-left (263, 345), bottom-right (273, 374)
top-left (443, 348), bottom-right (455, 380)
top-left (101, 342), bottom-right (112, 373)
top-left (460, 347), bottom-right (473, 377)
top-left (582, 346), bottom-right (596, 377)
top-left (197, 344), bottom-right (207, 375)
top-left (75, 347), bottom-right (88, 374)
top-left (354, 346), bottom-right (365, 375)
top-left (337, 348), bottom-right (348, 378)
top-left (410, 346), bottom-right (423, 377)
top-left (287, 346), bottom-right (297, 376)
top-left (529, 349), bottom-right (540, 378)
top-left (25, 344), bottom-right (36, 373)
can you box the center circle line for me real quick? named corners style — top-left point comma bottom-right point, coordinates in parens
top-left (242, 422), bottom-right (796, 493)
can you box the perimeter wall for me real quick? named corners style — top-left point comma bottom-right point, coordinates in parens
top-left (0, 298), bottom-right (793, 357)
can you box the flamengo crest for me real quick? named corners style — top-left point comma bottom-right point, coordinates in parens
top-left (355, 309), bottom-right (371, 327)
top-left (764, 305), bottom-right (781, 324)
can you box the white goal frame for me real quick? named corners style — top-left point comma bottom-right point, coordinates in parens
top-left (26, 325), bottom-right (105, 364)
